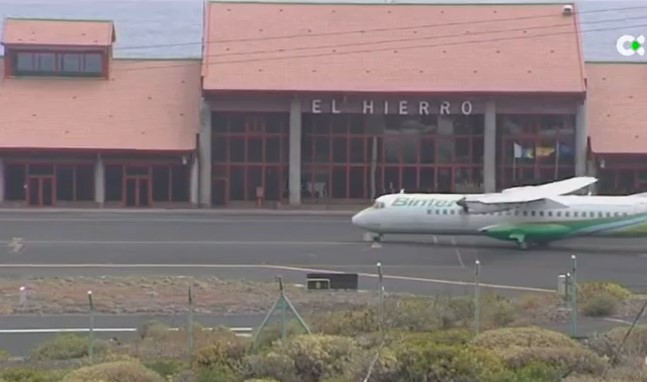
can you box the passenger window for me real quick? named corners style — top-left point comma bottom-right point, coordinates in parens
top-left (522, 211), bottom-right (528, 216)
top-left (556, 212), bottom-right (561, 217)
top-left (573, 212), bottom-right (578, 217)
top-left (598, 212), bottom-right (603, 217)
top-left (539, 211), bottom-right (544, 216)
top-left (614, 212), bottom-right (619, 217)
top-left (443, 210), bottom-right (447, 214)
top-left (565, 212), bottom-right (570, 217)
top-left (548, 211), bottom-right (553, 217)
top-left (606, 212), bottom-right (611, 217)
top-left (530, 211), bottom-right (535, 216)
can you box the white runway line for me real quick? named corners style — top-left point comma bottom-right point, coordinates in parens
top-left (0, 218), bottom-right (348, 223)
top-left (0, 327), bottom-right (253, 335)
top-left (0, 263), bottom-right (554, 293)
top-left (0, 240), bottom-right (360, 246)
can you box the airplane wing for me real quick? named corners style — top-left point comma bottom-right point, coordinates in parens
top-left (474, 177), bottom-right (597, 204)
top-left (458, 176), bottom-right (597, 213)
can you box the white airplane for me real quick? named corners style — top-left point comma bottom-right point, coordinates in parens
top-left (350, 176), bottom-right (647, 249)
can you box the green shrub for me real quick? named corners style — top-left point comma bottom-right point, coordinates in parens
top-left (310, 307), bottom-right (378, 336)
top-left (138, 320), bottom-right (171, 340)
top-left (30, 333), bottom-right (108, 361)
top-left (192, 333), bottom-right (249, 373)
top-left (471, 326), bottom-right (606, 375)
top-left (578, 282), bottom-right (631, 304)
top-left (589, 324), bottom-right (647, 361)
top-left (194, 367), bottom-right (243, 382)
top-left (247, 334), bottom-right (359, 382)
top-left (253, 320), bottom-right (309, 349)
top-left (0, 348), bottom-right (10, 361)
top-left (0, 368), bottom-right (68, 382)
top-left (61, 361), bottom-right (166, 382)
top-left (145, 359), bottom-right (188, 379)
top-left (387, 332), bottom-right (511, 382)
top-left (581, 292), bottom-right (618, 317)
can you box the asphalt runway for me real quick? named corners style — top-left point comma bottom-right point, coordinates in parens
top-left (0, 210), bottom-right (647, 356)
top-left (0, 211), bottom-right (646, 294)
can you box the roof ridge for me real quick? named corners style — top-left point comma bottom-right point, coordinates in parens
top-left (5, 17), bottom-right (114, 24)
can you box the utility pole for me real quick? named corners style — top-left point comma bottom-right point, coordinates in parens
top-left (474, 260), bottom-right (481, 334)
top-left (87, 290), bottom-right (95, 361)
top-left (570, 255), bottom-right (577, 338)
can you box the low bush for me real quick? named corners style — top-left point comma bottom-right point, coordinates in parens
top-left (144, 359), bottom-right (188, 379)
top-left (192, 331), bottom-right (249, 373)
top-left (386, 332), bottom-right (511, 382)
top-left (133, 321), bottom-right (251, 360)
top-left (578, 282), bottom-right (631, 305)
top-left (30, 333), bottom-right (108, 361)
top-left (589, 324), bottom-right (647, 362)
top-left (247, 334), bottom-right (359, 382)
top-left (581, 292), bottom-right (618, 317)
top-left (0, 368), bottom-right (69, 382)
top-left (61, 360), bottom-right (166, 382)
top-left (0, 349), bottom-right (10, 361)
top-left (471, 326), bottom-right (606, 375)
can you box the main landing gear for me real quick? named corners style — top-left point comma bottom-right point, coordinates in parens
top-left (515, 240), bottom-right (550, 250)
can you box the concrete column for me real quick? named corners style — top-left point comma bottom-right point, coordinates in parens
top-left (575, 100), bottom-right (588, 177)
top-left (190, 154), bottom-right (199, 206)
top-left (288, 97), bottom-right (302, 205)
top-left (0, 158), bottom-right (5, 204)
top-left (483, 100), bottom-right (497, 193)
top-left (94, 156), bottom-right (105, 206)
top-left (198, 98), bottom-right (212, 207)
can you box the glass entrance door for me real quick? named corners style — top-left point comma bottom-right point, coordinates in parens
top-left (27, 176), bottom-right (55, 206)
top-left (124, 177), bottom-right (150, 207)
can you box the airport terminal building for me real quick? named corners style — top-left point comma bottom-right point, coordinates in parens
top-left (0, 2), bottom-right (645, 208)
top-left (199, 1), bottom-right (588, 207)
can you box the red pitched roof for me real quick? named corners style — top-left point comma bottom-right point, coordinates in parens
top-left (0, 59), bottom-right (201, 151)
top-left (2, 18), bottom-right (115, 47)
top-left (587, 63), bottom-right (647, 154)
top-left (202, 2), bottom-right (586, 94)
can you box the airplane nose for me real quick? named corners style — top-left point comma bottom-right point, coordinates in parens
top-left (351, 211), bottom-right (365, 227)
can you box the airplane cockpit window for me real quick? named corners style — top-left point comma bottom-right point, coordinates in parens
top-left (373, 201), bottom-right (386, 209)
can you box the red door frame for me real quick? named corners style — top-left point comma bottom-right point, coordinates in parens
top-left (26, 176), bottom-right (56, 207)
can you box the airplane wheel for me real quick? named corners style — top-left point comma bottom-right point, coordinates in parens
top-left (517, 241), bottom-right (529, 250)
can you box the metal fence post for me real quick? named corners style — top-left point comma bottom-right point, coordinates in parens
top-left (474, 260), bottom-right (481, 334)
top-left (88, 290), bottom-right (95, 361)
top-left (570, 255), bottom-right (577, 338)
top-left (187, 285), bottom-right (194, 358)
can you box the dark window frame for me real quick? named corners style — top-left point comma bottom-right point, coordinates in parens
top-left (10, 50), bottom-right (105, 78)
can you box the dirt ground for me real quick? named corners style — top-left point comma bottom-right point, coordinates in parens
top-left (0, 275), bottom-right (381, 315)
top-left (0, 276), bottom-right (644, 327)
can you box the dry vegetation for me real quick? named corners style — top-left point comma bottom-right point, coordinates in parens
top-left (1, 277), bottom-right (647, 381)
top-left (0, 275), bottom-right (645, 324)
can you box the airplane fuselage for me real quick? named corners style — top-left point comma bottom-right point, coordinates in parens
top-left (351, 193), bottom-right (647, 246)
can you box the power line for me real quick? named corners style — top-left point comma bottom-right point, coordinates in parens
top-left (2, 8), bottom-right (645, 79)
top-left (210, 14), bottom-right (645, 59)
top-left (195, 20), bottom-right (647, 67)
top-left (113, 3), bottom-right (647, 51)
